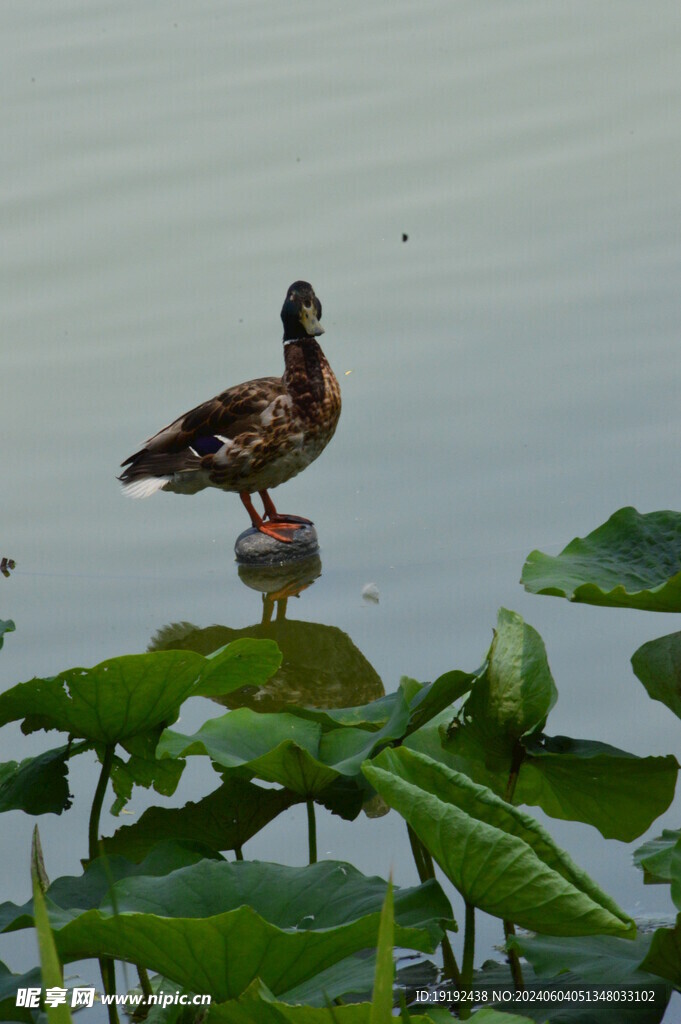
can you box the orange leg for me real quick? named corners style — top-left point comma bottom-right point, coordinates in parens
top-left (240, 492), bottom-right (300, 544)
top-left (259, 490), bottom-right (313, 527)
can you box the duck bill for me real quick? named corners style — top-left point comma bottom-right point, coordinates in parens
top-left (300, 308), bottom-right (325, 336)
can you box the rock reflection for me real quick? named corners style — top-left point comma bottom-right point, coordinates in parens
top-left (148, 555), bottom-right (384, 712)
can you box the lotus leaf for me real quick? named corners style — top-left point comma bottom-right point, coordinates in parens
top-left (640, 915), bottom-right (681, 985)
top-left (632, 631), bottom-right (681, 720)
top-left (462, 609), bottom-right (557, 760)
top-left (45, 861), bottom-right (452, 1002)
top-left (101, 778), bottom-right (299, 860)
top-left (0, 742), bottom-right (88, 816)
top-left (206, 979), bottom-right (453, 1023)
top-left (407, 717), bottom-right (676, 842)
top-left (0, 641), bottom-right (278, 743)
top-left (363, 747), bottom-right (634, 936)
top-left (522, 507), bottom-right (681, 611)
top-left (634, 829), bottom-right (681, 885)
top-left (158, 703), bottom-right (411, 797)
top-left (0, 960), bottom-right (42, 1023)
top-left (0, 620), bottom-right (14, 651)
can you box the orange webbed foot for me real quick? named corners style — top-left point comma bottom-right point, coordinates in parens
top-left (258, 490), bottom-right (313, 528)
top-left (267, 513), bottom-right (314, 526)
top-left (256, 521), bottom-right (302, 544)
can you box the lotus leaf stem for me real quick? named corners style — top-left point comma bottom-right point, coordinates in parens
top-left (406, 824), bottom-right (462, 990)
top-left (89, 745), bottom-right (115, 862)
top-left (88, 745), bottom-right (119, 1021)
top-left (503, 745), bottom-right (526, 991)
top-left (306, 799), bottom-right (317, 864)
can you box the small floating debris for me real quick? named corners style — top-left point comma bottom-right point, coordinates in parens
top-left (361, 582), bottom-right (380, 604)
top-left (0, 557), bottom-right (16, 578)
top-left (402, 233), bottom-right (409, 242)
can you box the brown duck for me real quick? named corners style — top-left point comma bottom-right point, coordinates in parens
top-left (119, 282), bottom-right (341, 543)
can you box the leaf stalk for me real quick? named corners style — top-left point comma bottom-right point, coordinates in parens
top-left (306, 799), bottom-right (317, 864)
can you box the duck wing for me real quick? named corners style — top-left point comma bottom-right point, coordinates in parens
top-left (144, 376), bottom-right (285, 454)
top-left (119, 376), bottom-right (286, 482)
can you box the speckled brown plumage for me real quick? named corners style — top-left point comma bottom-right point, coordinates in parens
top-left (119, 282), bottom-right (340, 542)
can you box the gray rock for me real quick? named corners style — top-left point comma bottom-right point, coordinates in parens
top-left (234, 524), bottom-right (319, 566)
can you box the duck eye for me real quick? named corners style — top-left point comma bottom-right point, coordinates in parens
top-left (303, 302), bottom-right (311, 309)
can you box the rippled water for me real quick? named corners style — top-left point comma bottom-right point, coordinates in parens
top-left (3, 0), bottom-right (681, 1014)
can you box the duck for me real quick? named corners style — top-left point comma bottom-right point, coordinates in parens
top-left (119, 281), bottom-right (341, 543)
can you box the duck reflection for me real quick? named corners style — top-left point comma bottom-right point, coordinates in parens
top-left (148, 555), bottom-right (384, 712)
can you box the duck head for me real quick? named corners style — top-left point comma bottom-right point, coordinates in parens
top-left (281, 281), bottom-right (324, 341)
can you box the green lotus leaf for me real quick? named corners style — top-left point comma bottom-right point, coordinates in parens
top-left (98, 860), bottom-right (452, 940)
top-left (276, 951), bottom-right (437, 1008)
top-left (278, 954), bottom-right (377, 1006)
top-left (206, 979), bottom-right (453, 1023)
top-left (158, 703), bottom-right (409, 797)
top-left (101, 778), bottom-right (299, 861)
top-left (193, 638), bottom-right (282, 697)
top-left (522, 507), bottom-right (681, 611)
top-left (0, 652), bottom-right (202, 743)
top-left (0, 620), bottom-right (15, 651)
top-left (130, 975), bottom-right (199, 1024)
top-left (474, 958), bottom-right (668, 1023)
top-left (315, 775), bottom-right (368, 820)
top-left (208, 983), bottom-right (371, 1024)
top-left (640, 914), bottom-right (681, 985)
top-left (472, 1013), bottom-right (535, 1024)
top-left (317, 693), bottom-right (414, 776)
top-left (283, 683), bottom-right (410, 732)
top-left (287, 671), bottom-right (474, 738)
top-left (0, 742), bottom-right (89, 815)
top-left (463, 609), bottom-right (557, 758)
top-left (0, 842), bottom-right (212, 935)
top-left (363, 747), bottom-right (634, 937)
top-left (509, 932), bottom-right (663, 985)
top-left (634, 829), bottom-right (681, 885)
top-left (109, 729), bottom-right (186, 814)
top-left (405, 669), bottom-right (476, 735)
top-left (0, 960), bottom-right (43, 1023)
top-left (140, 958), bottom-right (441, 1022)
top-left (404, 709), bottom-right (499, 784)
top-left (300, 698), bottom-right (401, 731)
top-left (0, 642), bottom-right (278, 743)
top-left (407, 717), bottom-right (676, 842)
top-left (158, 710), bottom-right (339, 795)
top-left (632, 631), bottom-right (681, 719)
top-left (518, 736), bottom-right (677, 842)
top-left (409, 1007), bottom-right (453, 1022)
top-left (671, 834), bottom-right (681, 912)
top-left (44, 861), bottom-right (452, 1002)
